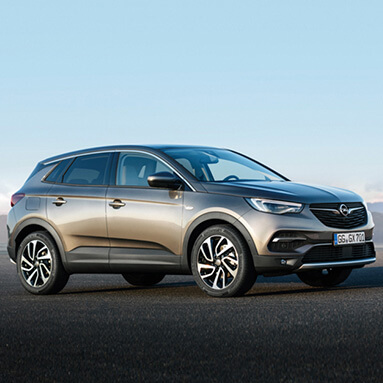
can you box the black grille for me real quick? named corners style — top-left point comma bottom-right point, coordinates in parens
top-left (310, 202), bottom-right (367, 229)
top-left (302, 243), bottom-right (375, 264)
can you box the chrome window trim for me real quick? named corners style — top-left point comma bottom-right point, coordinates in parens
top-left (42, 150), bottom-right (118, 165)
top-left (42, 149), bottom-right (196, 191)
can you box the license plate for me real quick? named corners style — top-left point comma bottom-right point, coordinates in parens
top-left (334, 232), bottom-right (365, 246)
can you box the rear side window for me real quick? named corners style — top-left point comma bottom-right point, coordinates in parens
top-left (62, 154), bottom-right (111, 185)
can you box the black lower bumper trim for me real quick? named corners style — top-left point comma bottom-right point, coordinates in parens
top-left (302, 242), bottom-right (375, 264)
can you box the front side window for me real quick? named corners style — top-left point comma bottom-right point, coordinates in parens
top-left (163, 148), bottom-right (285, 182)
top-left (116, 152), bottom-right (173, 187)
top-left (62, 154), bottom-right (111, 185)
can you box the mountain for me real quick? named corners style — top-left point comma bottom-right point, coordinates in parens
top-left (368, 202), bottom-right (383, 213)
top-left (0, 215), bottom-right (7, 243)
top-left (372, 212), bottom-right (383, 245)
top-left (0, 213), bottom-right (382, 246)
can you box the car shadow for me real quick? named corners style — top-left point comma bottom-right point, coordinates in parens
top-left (246, 266), bottom-right (383, 297)
top-left (60, 267), bottom-right (383, 297)
top-left (60, 281), bottom-right (197, 295)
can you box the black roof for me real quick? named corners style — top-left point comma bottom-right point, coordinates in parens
top-left (41, 145), bottom-right (221, 164)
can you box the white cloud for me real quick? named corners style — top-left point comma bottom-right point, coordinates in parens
top-left (0, 194), bottom-right (11, 215)
top-left (357, 189), bottom-right (383, 203)
top-left (339, 182), bottom-right (383, 203)
top-left (0, 183), bottom-right (19, 215)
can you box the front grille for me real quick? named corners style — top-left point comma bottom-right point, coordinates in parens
top-left (310, 202), bottom-right (367, 229)
top-left (302, 243), bottom-right (375, 264)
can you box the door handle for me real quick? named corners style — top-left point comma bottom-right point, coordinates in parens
top-left (52, 197), bottom-right (67, 206)
top-left (109, 199), bottom-right (126, 209)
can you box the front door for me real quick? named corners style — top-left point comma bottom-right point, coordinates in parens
top-left (106, 151), bottom-right (184, 272)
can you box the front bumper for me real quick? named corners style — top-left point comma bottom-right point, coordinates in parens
top-left (248, 242), bottom-right (376, 275)
top-left (238, 205), bottom-right (376, 275)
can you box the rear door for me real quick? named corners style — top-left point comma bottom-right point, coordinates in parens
top-left (46, 153), bottom-right (113, 271)
top-left (106, 151), bottom-right (184, 272)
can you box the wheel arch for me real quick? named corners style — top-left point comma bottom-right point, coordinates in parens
top-left (181, 212), bottom-right (258, 272)
top-left (11, 218), bottom-right (69, 272)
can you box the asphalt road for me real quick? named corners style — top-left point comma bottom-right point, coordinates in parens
top-left (1, 249), bottom-right (383, 383)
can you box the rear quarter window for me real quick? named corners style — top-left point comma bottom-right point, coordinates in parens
top-left (44, 159), bottom-right (72, 183)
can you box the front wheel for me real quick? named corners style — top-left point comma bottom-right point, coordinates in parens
top-left (191, 225), bottom-right (256, 297)
top-left (17, 231), bottom-right (69, 295)
top-left (297, 268), bottom-right (352, 287)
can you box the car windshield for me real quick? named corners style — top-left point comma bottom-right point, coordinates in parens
top-left (163, 148), bottom-right (285, 183)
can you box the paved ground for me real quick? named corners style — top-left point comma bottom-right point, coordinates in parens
top-left (1, 249), bottom-right (382, 383)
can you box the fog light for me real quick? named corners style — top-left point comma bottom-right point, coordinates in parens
top-left (280, 259), bottom-right (287, 265)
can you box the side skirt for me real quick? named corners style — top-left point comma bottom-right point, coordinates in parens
top-left (65, 247), bottom-right (184, 274)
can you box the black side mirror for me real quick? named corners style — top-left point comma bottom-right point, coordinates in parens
top-left (147, 172), bottom-right (183, 190)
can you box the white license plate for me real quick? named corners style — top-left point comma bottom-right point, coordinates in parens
top-left (334, 232), bottom-right (365, 246)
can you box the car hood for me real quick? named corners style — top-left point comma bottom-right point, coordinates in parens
top-left (201, 181), bottom-right (363, 204)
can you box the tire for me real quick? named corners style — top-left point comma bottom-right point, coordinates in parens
top-left (122, 273), bottom-right (165, 286)
top-left (191, 225), bottom-right (256, 297)
top-left (16, 231), bottom-right (69, 295)
top-left (297, 268), bottom-right (352, 287)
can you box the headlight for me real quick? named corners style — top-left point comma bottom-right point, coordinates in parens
top-left (247, 198), bottom-right (303, 214)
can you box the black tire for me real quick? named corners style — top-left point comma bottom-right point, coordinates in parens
top-left (191, 225), bottom-right (256, 297)
top-left (122, 273), bottom-right (165, 286)
top-left (297, 268), bottom-right (352, 287)
top-left (17, 231), bottom-right (69, 295)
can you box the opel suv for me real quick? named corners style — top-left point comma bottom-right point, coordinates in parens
top-left (6, 146), bottom-right (376, 297)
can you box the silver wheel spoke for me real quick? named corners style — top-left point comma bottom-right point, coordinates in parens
top-left (214, 236), bottom-right (226, 255)
top-left (197, 263), bottom-right (216, 279)
top-left (21, 256), bottom-right (34, 272)
top-left (201, 239), bottom-right (214, 262)
top-left (217, 244), bottom-right (235, 257)
top-left (215, 238), bottom-right (235, 257)
top-left (206, 238), bottom-right (214, 260)
top-left (212, 267), bottom-right (222, 289)
top-left (221, 257), bottom-right (238, 278)
top-left (220, 268), bottom-right (227, 289)
top-left (27, 269), bottom-right (38, 286)
top-left (36, 246), bottom-right (49, 260)
top-left (39, 265), bottom-right (49, 284)
top-left (29, 240), bottom-right (37, 261)
top-left (27, 242), bottom-right (33, 261)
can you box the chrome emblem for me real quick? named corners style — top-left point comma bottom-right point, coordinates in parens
top-left (339, 204), bottom-right (350, 217)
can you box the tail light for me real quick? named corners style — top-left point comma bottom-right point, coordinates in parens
top-left (11, 193), bottom-right (25, 207)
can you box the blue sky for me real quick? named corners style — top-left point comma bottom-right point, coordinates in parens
top-left (0, 1), bottom-right (382, 213)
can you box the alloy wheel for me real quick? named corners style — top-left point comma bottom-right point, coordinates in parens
top-left (197, 235), bottom-right (239, 290)
top-left (20, 240), bottom-right (52, 288)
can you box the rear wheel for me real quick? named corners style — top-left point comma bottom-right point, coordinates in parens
top-left (122, 273), bottom-right (165, 286)
top-left (297, 268), bottom-right (352, 287)
top-left (191, 225), bottom-right (256, 297)
top-left (17, 231), bottom-right (69, 294)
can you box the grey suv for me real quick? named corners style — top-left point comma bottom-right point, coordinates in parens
top-left (7, 146), bottom-right (376, 297)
